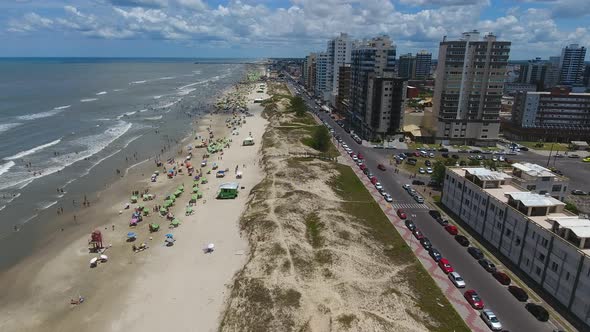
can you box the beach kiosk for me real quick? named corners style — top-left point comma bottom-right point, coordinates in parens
top-left (217, 182), bottom-right (239, 199)
top-left (242, 136), bottom-right (254, 146)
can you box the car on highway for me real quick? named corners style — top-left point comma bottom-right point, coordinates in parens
top-left (429, 248), bottom-right (442, 262)
top-left (413, 229), bottom-right (425, 240)
top-left (384, 193), bottom-right (393, 202)
top-left (479, 259), bottom-right (497, 273)
top-left (525, 303), bottom-right (549, 322)
top-left (467, 247), bottom-right (484, 260)
top-left (445, 225), bottom-right (459, 235)
top-left (492, 271), bottom-right (511, 285)
top-left (464, 290), bottom-right (485, 309)
top-left (377, 163), bottom-right (386, 171)
top-left (420, 237), bottom-right (432, 250)
top-left (449, 272), bottom-right (466, 288)
top-left (419, 167), bottom-right (426, 174)
top-left (405, 219), bottom-right (416, 231)
top-left (480, 309), bottom-right (502, 331)
top-left (508, 285), bottom-right (528, 302)
top-left (438, 258), bottom-right (454, 274)
top-left (455, 235), bottom-right (470, 247)
top-left (397, 209), bottom-right (407, 219)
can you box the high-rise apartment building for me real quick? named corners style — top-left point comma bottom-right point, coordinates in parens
top-left (303, 53), bottom-right (317, 92)
top-left (432, 30), bottom-right (510, 144)
top-left (559, 44), bottom-right (586, 86)
top-left (398, 53), bottom-right (416, 79)
top-left (366, 73), bottom-right (407, 134)
top-left (336, 65), bottom-right (351, 116)
top-left (327, 33), bottom-right (351, 105)
top-left (314, 52), bottom-right (330, 99)
top-left (349, 36), bottom-right (397, 138)
top-left (415, 50), bottom-right (432, 79)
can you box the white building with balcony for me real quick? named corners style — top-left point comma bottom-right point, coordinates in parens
top-left (508, 163), bottom-right (569, 201)
top-left (442, 167), bottom-right (590, 327)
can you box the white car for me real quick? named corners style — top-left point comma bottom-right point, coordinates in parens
top-left (352, 155), bottom-right (358, 161)
top-left (375, 182), bottom-right (383, 190)
top-left (419, 168), bottom-right (426, 174)
top-left (429, 152), bottom-right (435, 158)
top-left (384, 194), bottom-right (393, 202)
top-left (426, 167), bottom-right (433, 174)
top-left (448, 272), bottom-right (466, 288)
top-left (342, 143), bottom-right (348, 149)
top-left (499, 156), bottom-right (505, 162)
top-left (402, 184), bottom-right (411, 190)
top-left (480, 309), bottom-right (502, 331)
top-left (356, 159), bottom-right (363, 165)
top-left (414, 196), bottom-right (424, 203)
top-left (492, 156), bottom-right (498, 162)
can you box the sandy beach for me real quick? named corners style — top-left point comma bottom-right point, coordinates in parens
top-left (0, 79), bottom-right (268, 332)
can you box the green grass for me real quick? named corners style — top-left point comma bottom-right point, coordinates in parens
top-left (329, 164), bottom-right (470, 332)
top-left (516, 141), bottom-right (570, 151)
top-left (305, 213), bottom-right (323, 248)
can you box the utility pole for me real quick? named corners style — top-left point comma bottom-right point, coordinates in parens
top-left (546, 143), bottom-right (554, 167)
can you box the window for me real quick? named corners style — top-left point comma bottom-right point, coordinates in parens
top-left (565, 272), bottom-right (570, 281)
top-left (541, 238), bottom-right (549, 247)
top-left (496, 221), bottom-right (502, 229)
top-left (515, 237), bottom-right (521, 246)
top-left (538, 253), bottom-right (546, 261)
top-left (525, 258), bottom-right (530, 266)
top-left (552, 185), bottom-right (562, 192)
top-left (536, 267), bottom-right (542, 275)
top-left (490, 204), bottom-right (495, 212)
top-left (505, 228), bottom-right (512, 236)
top-left (551, 262), bottom-right (558, 272)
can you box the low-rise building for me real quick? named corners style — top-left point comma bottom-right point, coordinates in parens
top-left (443, 167), bottom-right (590, 328)
top-left (508, 163), bottom-right (569, 201)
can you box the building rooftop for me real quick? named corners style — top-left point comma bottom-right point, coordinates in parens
top-left (506, 192), bottom-right (565, 207)
top-left (219, 182), bottom-right (239, 190)
top-left (548, 217), bottom-right (590, 238)
top-left (464, 168), bottom-right (512, 181)
top-left (511, 162), bottom-right (555, 178)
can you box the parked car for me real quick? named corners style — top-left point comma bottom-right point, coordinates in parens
top-left (413, 229), bottom-right (424, 240)
top-left (464, 290), bottom-right (485, 309)
top-left (414, 196), bottom-right (424, 203)
top-left (481, 309), bottom-right (503, 331)
top-left (359, 164), bottom-right (367, 171)
top-left (519, 146), bottom-right (529, 151)
top-left (357, 152), bottom-right (364, 160)
top-left (397, 209), bottom-right (407, 219)
top-left (402, 184), bottom-right (411, 190)
top-left (479, 259), bottom-right (497, 273)
top-left (377, 163), bottom-right (386, 171)
top-left (429, 210), bottom-right (441, 219)
top-left (467, 247), bottom-right (484, 260)
top-left (492, 272), bottom-right (511, 285)
top-left (370, 176), bottom-right (378, 185)
top-left (525, 303), bottom-right (549, 322)
top-left (375, 182), bottom-right (383, 190)
top-left (445, 225), bottom-right (459, 235)
top-left (571, 189), bottom-right (587, 195)
top-left (438, 147), bottom-right (449, 152)
top-left (426, 167), bottom-right (433, 174)
top-left (419, 167), bottom-right (426, 174)
top-left (420, 237), bottom-right (432, 250)
top-left (449, 272), bottom-right (466, 288)
top-left (428, 152), bottom-right (435, 158)
top-left (455, 235), bottom-right (470, 247)
top-left (436, 216), bottom-right (449, 226)
top-left (442, 153), bottom-right (449, 158)
top-left (412, 180), bottom-right (425, 185)
top-left (384, 194), bottom-right (393, 202)
top-left (429, 248), bottom-right (442, 262)
top-left (425, 160), bottom-right (432, 167)
top-left (438, 258), bottom-right (454, 274)
top-left (452, 154), bottom-right (460, 159)
top-left (508, 286), bottom-right (528, 302)
top-left (405, 219), bottom-right (416, 231)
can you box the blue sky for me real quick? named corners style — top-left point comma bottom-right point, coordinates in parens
top-left (0, 0), bottom-right (588, 59)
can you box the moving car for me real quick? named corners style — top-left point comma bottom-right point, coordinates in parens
top-left (445, 225), bottom-right (459, 235)
top-left (455, 235), bottom-right (470, 247)
top-left (414, 196), bottom-right (424, 203)
top-left (464, 290), bottom-right (485, 309)
top-left (492, 272), bottom-right (511, 285)
top-left (525, 303), bottom-right (549, 322)
top-left (508, 286), bottom-right (528, 302)
top-left (397, 209), bottom-right (407, 219)
top-left (420, 237), bottom-right (432, 250)
top-left (479, 259), bottom-right (497, 273)
top-left (449, 272), bottom-right (466, 288)
top-left (413, 229), bottom-right (425, 240)
top-left (405, 219), bottom-right (416, 231)
top-left (438, 258), bottom-right (454, 274)
top-left (429, 248), bottom-right (442, 262)
top-left (377, 163), bottom-right (386, 171)
top-left (467, 247), bottom-right (484, 260)
top-left (481, 309), bottom-right (502, 331)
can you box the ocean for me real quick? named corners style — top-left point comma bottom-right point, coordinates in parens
top-left (0, 58), bottom-right (250, 268)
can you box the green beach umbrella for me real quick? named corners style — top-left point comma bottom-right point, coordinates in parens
top-left (196, 191), bottom-right (203, 199)
top-left (130, 195), bottom-right (138, 202)
top-left (170, 219), bottom-right (180, 227)
top-left (192, 181), bottom-right (199, 187)
top-left (174, 190), bottom-right (182, 197)
top-left (191, 194), bottom-right (198, 201)
top-left (138, 205), bottom-right (145, 210)
top-left (177, 185), bottom-right (184, 192)
top-left (192, 187), bottom-right (199, 193)
top-left (186, 207), bottom-right (193, 214)
top-left (160, 207), bottom-right (168, 214)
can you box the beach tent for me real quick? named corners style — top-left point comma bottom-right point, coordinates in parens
top-left (177, 185), bottom-right (184, 192)
top-left (185, 207), bottom-right (193, 216)
top-left (160, 207), bottom-right (168, 215)
top-left (165, 233), bottom-right (174, 239)
top-left (127, 232), bottom-right (137, 239)
top-left (130, 196), bottom-right (138, 203)
top-left (243, 136), bottom-right (254, 146)
top-left (149, 223), bottom-right (160, 232)
top-left (174, 190), bottom-right (183, 197)
top-left (190, 194), bottom-right (198, 203)
top-left (130, 218), bottom-right (139, 226)
top-left (217, 182), bottom-right (239, 199)
top-left (164, 201), bottom-right (173, 209)
top-left (170, 218), bottom-right (180, 227)
top-left (192, 187), bottom-right (199, 194)
top-left (236, 171), bottom-right (243, 179)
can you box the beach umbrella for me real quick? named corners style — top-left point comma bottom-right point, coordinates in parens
top-left (90, 257), bottom-right (98, 266)
top-left (160, 207), bottom-right (168, 213)
top-left (193, 181), bottom-right (199, 187)
top-left (171, 218), bottom-right (180, 226)
top-left (196, 191), bottom-right (203, 199)
top-left (186, 207), bottom-right (193, 215)
top-left (191, 194), bottom-right (198, 201)
top-left (165, 237), bottom-right (175, 244)
top-left (127, 232), bottom-right (137, 239)
top-left (130, 195), bottom-right (138, 203)
top-left (100, 255), bottom-right (108, 262)
top-left (174, 190), bottom-right (182, 197)
top-left (138, 205), bottom-right (145, 211)
top-left (165, 233), bottom-right (174, 238)
top-left (177, 185), bottom-right (184, 192)
top-left (192, 187), bottom-right (199, 193)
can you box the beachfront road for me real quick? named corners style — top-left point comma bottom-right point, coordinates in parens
top-left (285, 81), bottom-right (561, 332)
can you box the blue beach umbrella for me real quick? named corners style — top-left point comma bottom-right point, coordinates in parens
top-left (127, 232), bottom-right (137, 238)
top-left (165, 233), bottom-right (174, 238)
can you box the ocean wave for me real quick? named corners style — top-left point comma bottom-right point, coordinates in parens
top-left (139, 109), bottom-right (148, 113)
top-left (39, 201), bottom-right (58, 210)
top-left (21, 214), bottom-right (38, 225)
top-left (156, 100), bottom-right (179, 109)
top-left (130, 80), bottom-right (147, 84)
top-left (96, 91), bottom-right (108, 95)
top-left (153, 95), bottom-right (163, 99)
top-left (159, 76), bottom-right (175, 80)
top-left (16, 108), bottom-right (66, 121)
top-left (116, 111), bottom-right (137, 120)
top-left (113, 89), bottom-right (123, 92)
top-left (0, 123), bottom-right (23, 134)
top-left (0, 161), bottom-right (15, 176)
top-left (96, 118), bottom-right (112, 121)
top-left (54, 105), bottom-right (72, 110)
top-left (4, 138), bottom-right (62, 161)
top-left (177, 88), bottom-right (196, 96)
top-left (81, 98), bottom-right (98, 102)
top-left (145, 115), bottom-right (163, 120)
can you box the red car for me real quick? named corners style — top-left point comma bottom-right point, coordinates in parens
top-left (370, 176), bottom-right (378, 185)
top-left (492, 271), bottom-right (511, 285)
top-left (397, 208), bottom-right (407, 219)
top-left (359, 164), bottom-right (367, 171)
top-left (357, 153), bottom-right (364, 160)
top-left (438, 258), bottom-right (454, 274)
top-left (413, 229), bottom-right (424, 240)
top-left (445, 225), bottom-right (458, 235)
top-left (377, 163), bottom-right (386, 171)
top-left (413, 151), bottom-right (421, 157)
top-left (464, 290), bottom-right (484, 309)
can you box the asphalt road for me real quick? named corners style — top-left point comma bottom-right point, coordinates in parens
top-left (286, 81), bottom-right (557, 332)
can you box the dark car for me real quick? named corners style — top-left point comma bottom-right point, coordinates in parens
top-left (377, 163), bottom-right (386, 171)
top-left (429, 210), bottom-right (441, 219)
top-left (452, 154), bottom-right (460, 159)
top-left (413, 229), bottom-right (425, 240)
top-left (420, 237), bottom-right (432, 250)
top-left (442, 153), bottom-right (449, 158)
top-left (455, 235), bottom-right (470, 247)
top-left (519, 146), bottom-right (529, 151)
top-left (470, 149), bottom-right (482, 154)
top-left (493, 271), bottom-right (511, 285)
top-left (429, 248), bottom-right (442, 262)
top-left (508, 286), bottom-right (528, 302)
top-left (571, 189), bottom-right (587, 196)
top-left (467, 247), bottom-right (484, 260)
top-left (363, 168), bottom-right (370, 175)
top-left (438, 148), bottom-right (449, 152)
top-left (525, 303), bottom-right (549, 322)
top-left (459, 160), bottom-right (467, 166)
top-left (436, 216), bottom-right (449, 226)
top-left (412, 180), bottom-right (425, 185)
top-left (405, 219), bottom-right (416, 231)
top-left (425, 160), bottom-right (432, 167)
top-left (479, 259), bottom-right (497, 273)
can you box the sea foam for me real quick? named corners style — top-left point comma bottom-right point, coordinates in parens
top-left (4, 138), bottom-right (62, 160)
top-left (0, 123), bottom-right (22, 134)
top-left (81, 98), bottom-right (98, 102)
top-left (0, 161), bottom-right (15, 176)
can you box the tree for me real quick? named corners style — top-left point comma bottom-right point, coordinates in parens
top-left (288, 96), bottom-right (307, 117)
top-left (312, 126), bottom-right (331, 152)
top-left (431, 161), bottom-right (446, 184)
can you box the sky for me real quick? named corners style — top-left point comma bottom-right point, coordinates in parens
top-left (0, 0), bottom-right (589, 60)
